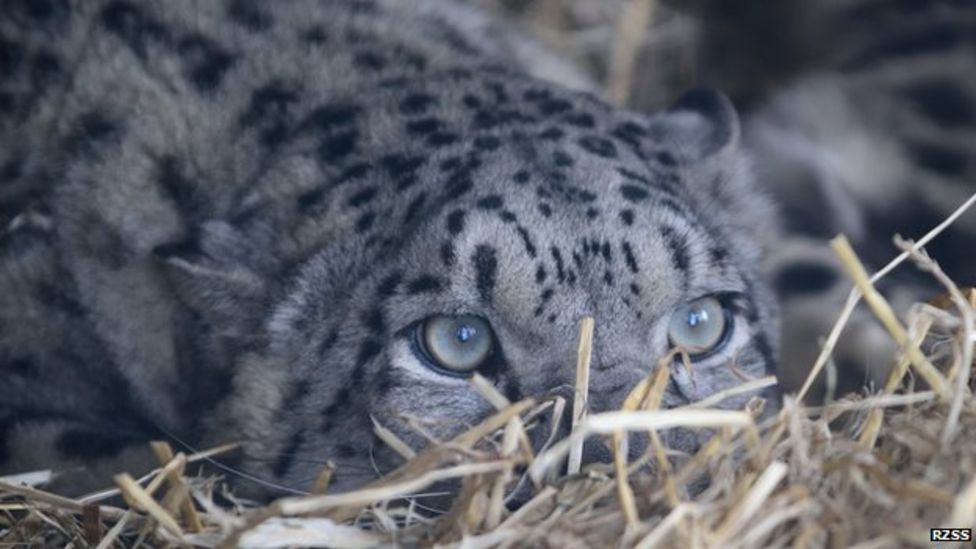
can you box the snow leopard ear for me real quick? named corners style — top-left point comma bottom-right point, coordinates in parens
top-left (651, 88), bottom-right (741, 161)
top-left (153, 221), bottom-right (270, 331)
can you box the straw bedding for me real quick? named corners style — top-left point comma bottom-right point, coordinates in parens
top-left (2, 1), bottom-right (975, 547)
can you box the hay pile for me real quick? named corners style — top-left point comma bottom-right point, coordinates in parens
top-left (3, 2), bottom-right (976, 547)
top-left (2, 208), bottom-right (976, 547)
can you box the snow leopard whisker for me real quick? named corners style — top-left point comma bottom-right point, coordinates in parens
top-left (158, 429), bottom-right (311, 496)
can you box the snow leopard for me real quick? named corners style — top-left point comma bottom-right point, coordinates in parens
top-left (0, 0), bottom-right (779, 498)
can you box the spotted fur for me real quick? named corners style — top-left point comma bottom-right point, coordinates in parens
top-left (0, 0), bottom-right (777, 497)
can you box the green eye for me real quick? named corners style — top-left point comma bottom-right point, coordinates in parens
top-left (668, 296), bottom-right (729, 357)
top-left (419, 315), bottom-right (494, 374)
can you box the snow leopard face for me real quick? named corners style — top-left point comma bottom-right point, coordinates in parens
top-left (201, 84), bottom-right (780, 496)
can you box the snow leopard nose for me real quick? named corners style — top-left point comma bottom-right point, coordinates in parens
top-left (528, 371), bottom-right (659, 469)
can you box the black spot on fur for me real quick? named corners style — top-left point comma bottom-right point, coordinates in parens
top-left (440, 156), bottom-right (462, 172)
top-left (571, 251), bottom-right (583, 270)
top-left (296, 187), bottom-right (326, 212)
top-left (381, 154), bottom-right (425, 176)
top-left (553, 150), bottom-right (574, 167)
top-left (303, 25), bottom-right (328, 44)
top-left (535, 265), bottom-right (547, 284)
top-left (473, 108), bottom-right (532, 129)
top-left (100, 1), bottom-right (168, 59)
top-left (440, 242), bottom-right (456, 267)
top-left (356, 339), bottom-right (383, 367)
top-left (551, 247), bottom-right (566, 282)
top-left (564, 112), bottom-right (596, 128)
top-left (537, 203), bottom-right (552, 217)
top-left (616, 167), bottom-right (653, 187)
top-left (516, 226), bottom-right (537, 258)
top-left (377, 271), bottom-right (403, 297)
top-left (63, 110), bottom-right (118, 158)
top-left (427, 132), bottom-right (459, 147)
top-left (177, 34), bottom-right (236, 92)
top-left (775, 262), bottom-right (838, 296)
top-left (319, 130), bottom-right (358, 161)
top-left (621, 241), bottom-right (639, 274)
top-left (660, 226), bottom-right (691, 276)
top-left (477, 195), bottom-right (504, 210)
top-left (709, 247), bottom-right (729, 264)
top-left (227, 0), bottom-right (272, 31)
top-left (300, 104), bottom-right (360, 134)
top-left (620, 185), bottom-right (650, 203)
top-left (82, 219), bottom-right (133, 270)
top-left (35, 282), bottom-right (85, 317)
top-left (513, 170), bottom-right (530, 184)
top-left (157, 156), bottom-right (205, 218)
top-left (473, 245), bottom-right (498, 303)
top-left (353, 50), bottom-right (386, 70)
top-left (656, 151), bottom-right (677, 167)
top-left (578, 190), bottom-right (597, 202)
top-left (355, 211), bottom-right (375, 233)
top-left (56, 430), bottom-right (131, 460)
top-left (407, 275), bottom-right (444, 294)
top-left (462, 94), bottom-right (482, 109)
top-left (615, 121), bottom-right (648, 137)
top-left (273, 430), bottom-right (305, 477)
top-left (539, 98), bottom-right (572, 116)
top-left (446, 209), bottom-right (466, 235)
top-left (7, 0), bottom-right (67, 22)
top-left (240, 79), bottom-right (300, 144)
top-left (578, 136), bottom-right (617, 158)
top-left (522, 88), bottom-right (551, 102)
top-left (539, 127), bottom-right (564, 140)
top-left (403, 192), bottom-right (427, 225)
top-left (444, 174), bottom-right (473, 199)
top-left (406, 117), bottom-right (442, 135)
top-left (363, 308), bottom-right (385, 335)
top-left (334, 163), bottom-right (372, 186)
top-left (318, 330), bottom-right (340, 358)
top-left (540, 288), bottom-right (554, 303)
top-left (474, 135), bottom-right (501, 151)
top-left (348, 186), bottom-right (378, 208)
top-left (620, 210), bottom-right (634, 227)
top-left (399, 93), bottom-right (437, 114)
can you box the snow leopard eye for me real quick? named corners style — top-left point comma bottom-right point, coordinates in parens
top-left (667, 296), bottom-right (731, 358)
top-left (417, 315), bottom-right (494, 374)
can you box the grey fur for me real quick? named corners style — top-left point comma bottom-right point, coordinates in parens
top-left (0, 0), bottom-right (777, 497)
